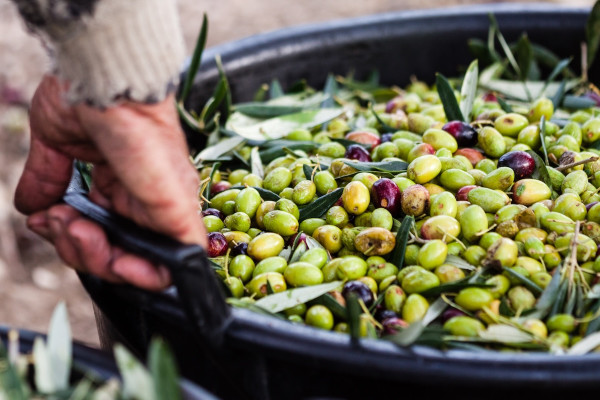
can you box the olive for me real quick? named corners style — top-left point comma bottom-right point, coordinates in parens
top-left (342, 280), bottom-right (375, 307)
top-left (207, 232), bottom-right (228, 257)
top-left (441, 120), bottom-right (478, 147)
top-left (371, 178), bottom-right (402, 216)
top-left (345, 144), bottom-right (372, 162)
top-left (497, 150), bottom-right (536, 180)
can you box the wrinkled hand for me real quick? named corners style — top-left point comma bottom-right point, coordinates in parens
top-left (14, 75), bottom-right (207, 291)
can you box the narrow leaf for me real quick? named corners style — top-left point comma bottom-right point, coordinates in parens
top-left (568, 331), bottom-right (600, 355)
top-left (342, 160), bottom-right (408, 174)
top-left (149, 339), bottom-right (182, 400)
top-left (0, 342), bottom-right (28, 400)
top-left (226, 298), bottom-right (286, 319)
top-left (33, 337), bottom-right (54, 393)
top-left (478, 324), bottom-right (534, 344)
top-left (178, 13), bottom-right (208, 103)
top-left (255, 281), bottom-right (343, 313)
top-left (444, 255), bottom-right (477, 271)
top-left (389, 215), bottom-right (414, 268)
top-left (114, 344), bottom-right (156, 400)
top-left (515, 33), bottom-right (533, 81)
top-left (346, 292), bottom-right (362, 341)
top-left (195, 136), bottom-right (245, 162)
top-left (250, 147), bottom-right (264, 179)
top-left (459, 59), bottom-right (479, 122)
top-left (562, 95), bottom-right (597, 110)
top-left (542, 58), bottom-right (571, 94)
top-left (369, 103), bottom-right (396, 133)
top-left (202, 162), bottom-right (221, 209)
top-left (321, 73), bottom-right (339, 109)
top-left (258, 142), bottom-right (317, 163)
top-left (501, 267), bottom-right (543, 295)
top-left (538, 116), bottom-right (549, 166)
top-left (497, 97), bottom-right (514, 113)
top-left (270, 79), bottom-right (284, 99)
top-left (47, 301), bottom-right (71, 391)
top-left (526, 150), bottom-right (552, 185)
top-left (234, 104), bottom-right (304, 118)
top-left (299, 188), bottom-right (343, 221)
top-left (586, 0), bottom-right (600, 72)
top-left (526, 264), bottom-right (562, 320)
top-left (312, 293), bottom-right (347, 320)
top-left (420, 282), bottom-right (493, 298)
top-left (303, 164), bottom-right (314, 180)
top-left (489, 13), bottom-right (521, 78)
top-left (387, 297), bottom-right (447, 346)
top-left (436, 73), bottom-right (464, 122)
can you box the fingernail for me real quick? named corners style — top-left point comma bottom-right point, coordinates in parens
top-left (158, 266), bottom-right (171, 287)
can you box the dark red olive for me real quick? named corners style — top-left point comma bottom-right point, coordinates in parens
top-left (210, 181), bottom-right (232, 195)
top-left (207, 232), bottom-right (228, 257)
top-left (497, 150), bottom-right (535, 180)
top-left (441, 308), bottom-right (466, 323)
top-left (345, 144), bottom-right (372, 162)
top-left (442, 120), bottom-right (478, 147)
top-left (202, 208), bottom-right (225, 220)
top-left (456, 185), bottom-right (478, 202)
top-left (482, 92), bottom-right (498, 102)
top-left (342, 280), bottom-right (374, 308)
top-left (375, 308), bottom-right (398, 322)
top-left (371, 178), bottom-right (402, 216)
top-left (230, 242), bottom-right (248, 257)
top-left (381, 317), bottom-right (408, 335)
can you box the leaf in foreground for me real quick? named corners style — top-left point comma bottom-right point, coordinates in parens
top-left (568, 331), bottom-right (600, 355)
top-left (298, 188), bottom-right (343, 221)
top-left (46, 301), bottom-right (71, 392)
top-left (149, 338), bottom-right (182, 400)
top-left (389, 215), bottom-right (414, 268)
top-left (436, 73), bottom-right (464, 122)
top-left (478, 324), bottom-right (535, 344)
top-left (255, 281), bottom-right (343, 313)
top-left (386, 297), bottom-right (447, 347)
top-left (459, 59), bottom-right (479, 122)
top-left (115, 344), bottom-right (156, 400)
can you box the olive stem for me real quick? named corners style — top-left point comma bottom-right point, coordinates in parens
top-left (555, 157), bottom-right (599, 172)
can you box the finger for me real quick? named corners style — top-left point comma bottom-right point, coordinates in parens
top-left (46, 205), bottom-right (86, 269)
top-left (66, 218), bottom-right (125, 284)
top-left (110, 253), bottom-right (172, 291)
top-left (14, 136), bottom-right (74, 215)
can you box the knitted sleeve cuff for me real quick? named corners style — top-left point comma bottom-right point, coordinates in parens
top-left (13, 0), bottom-right (186, 107)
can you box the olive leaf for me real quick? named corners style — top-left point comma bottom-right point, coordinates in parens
top-left (444, 255), bottom-right (477, 271)
top-left (496, 97), bottom-right (514, 113)
top-left (524, 263), bottom-right (562, 320)
top-left (250, 147), bottom-right (264, 179)
top-left (501, 267), bottom-right (543, 295)
top-left (436, 73), bottom-right (464, 122)
top-left (549, 279), bottom-right (570, 318)
top-left (389, 215), bottom-right (414, 268)
top-left (0, 341), bottom-right (28, 400)
top-left (330, 138), bottom-right (372, 149)
top-left (346, 292), bottom-right (362, 342)
top-left (562, 95), bottom-right (597, 110)
top-left (270, 79), bottom-right (284, 99)
top-left (526, 149), bottom-right (552, 186)
top-left (459, 59), bottom-right (479, 122)
top-left (420, 282), bottom-right (493, 298)
top-left (202, 162), bottom-right (221, 209)
top-left (538, 116), bottom-right (549, 166)
top-left (258, 142), bottom-right (317, 163)
top-left (568, 331), bottom-right (600, 355)
top-left (586, 0), bottom-right (600, 74)
top-left (369, 103), bottom-right (396, 133)
top-left (541, 58), bottom-right (571, 96)
top-left (551, 80), bottom-right (568, 111)
top-left (226, 108), bottom-right (343, 141)
top-left (311, 293), bottom-right (347, 320)
top-left (385, 297), bottom-right (447, 347)
top-left (254, 281), bottom-right (343, 313)
top-left (303, 164), bottom-right (314, 180)
top-left (298, 188), bottom-right (343, 221)
top-left (178, 13), bottom-right (207, 103)
top-left (234, 92), bottom-right (331, 118)
top-left (149, 339), bottom-right (182, 400)
top-left (226, 298), bottom-right (286, 319)
top-left (342, 160), bottom-right (408, 174)
top-left (114, 344), bottom-right (156, 400)
top-left (46, 301), bottom-right (72, 392)
top-left (195, 136), bottom-right (246, 162)
top-left (585, 300), bottom-right (600, 335)
top-left (478, 324), bottom-right (535, 344)
top-left (321, 73), bottom-right (339, 109)
top-left (515, 33), bottom-right (533, 82)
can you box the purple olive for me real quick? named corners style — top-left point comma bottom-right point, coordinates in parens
top-left (584, 91), bottom-right (600, 106)
top-left (342, 280), bottom-right (374, 308)
top-left (375, 308), bottom-right (398, 322)
top-left (497, 150), bottom-right (535, 180)
top-left (371, 178), bottom-right (401, 216)
top-left (230, 242), bottom-right (248, 257)
top-left (381, 317), bottom-right (408, 335)
top-left (210, 181), bottom-right (232, 195)
top-left (345, 144), bottom-right (372, 162)
top-left (441, 308), bottom-right (466, 323)
top-left (442, 120), bottom-right (478, 147)
top-left (202, 208), bottom-right (225, 220)
top-left (587, 201), bottom-right (599, 211)
top-left (207, 232), bottom-right (228, 257)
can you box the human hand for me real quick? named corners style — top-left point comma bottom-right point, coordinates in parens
top-left (14, 75), bottom-right (208, 291)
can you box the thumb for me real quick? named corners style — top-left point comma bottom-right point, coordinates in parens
top-left (14, 135), bottom-right (74, 215)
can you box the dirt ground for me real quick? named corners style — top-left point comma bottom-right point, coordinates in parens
top-left (0, 0), bottom-right (594, 349)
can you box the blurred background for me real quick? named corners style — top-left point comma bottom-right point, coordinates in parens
top-left (0, 0), bottom-right (594, 348)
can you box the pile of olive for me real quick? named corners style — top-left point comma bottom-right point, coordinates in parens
top-left (200, 79), bottom-right (600, 352)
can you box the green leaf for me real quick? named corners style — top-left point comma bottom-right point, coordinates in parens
top-left (346, 292), bottom-right (362, 342)
top-left (258, 142), bottom-right (317, 163)
top-left (114, 343), bottom-right (156, 400)
top-left (234, 103), bottom-right (305, 118)
top-left (586, 0), bottom-right (600, 72)
top-left (480, 79), bottom-right (580, 102)
top-left (489, 13), bottom-right (521, 78)
top-left (526, 150), bottom-right (552, 186)
top-left (459, 59), bottom-right (479, 122)
top-left (202, 162), bottom-right (221, 209)
top-left (330, 138), bottom-right (371, 149)
top-left (568, 331), bottom-right (600, 355)
top-left (562, 95), bottom-right (597, 110)
top-left (538, 116), bottom-right (549, 166)
top-left (444, 255), bottom-right (477, 271)
top-left (551, 80), bottom-right (568, 110)
top-left (342, 160), bottom-right (408, 174)
top-left (250, 147), bottom-right (264, 179)
top-left (542, 58), bottom-right (571, 95)
top-left (550, 279), bottom-right (569, 317)
top-left (178, 13), bottom-right (207, 103)
top-left (253, 83), bottom-right (269, 102)
top-left (467, 38), bottom-right (496, 66)
top-left (200, 64), bottom-right (228, 124)
top-left (226, 298), bottom-right (286, 319)
top-left (497, 97), bottom-right (513, 113)
top-left (389, 215), bottom-right (414, 268)
top-left (46, 301), bottom-right (71, 391)
top-left (216, 55), bottom-right (232, 122)
top-left (0, 340), bottom-right (28, 400)
top-left (226, 108), bottom-right (344, 141)
top-left (33, 337), bottom-right (54, 393)
top-left (321, 73), bottom-right (339, 108)
top-left (270, 79), bottom-right (284, 99)
top-left (533, 43), bottom-right (575, 77)
top-left (436, 73), bottom-right (464, 122)
top-left (149, 338), bottom-right (182, 400)
top-left (386, 297), bottom-right (447, 346)
top-left (478, 324), bottom-right (534, 344)
top-left (311, 293), bottom-right (347, 320)
top-left (303, 164), bottom-right (314, 180)
top-left (369, 103), bottom-right (396, 133)
top-left (298, 188), bottom-right (343, 221)
top-left (74, 160), bottom-right (92, 191)
top-left (255, 281), bottom-right (343, 313)
top-left (420, 282), bottom-right (493, 298)
top-left (501, 267), bottom-right (543, 295)
top-left (515, 33), bottom-right (533, 81)
top-left (526, 263), bottom-right (562, 320)
top-left (195, 136), bottom-right (245, 162)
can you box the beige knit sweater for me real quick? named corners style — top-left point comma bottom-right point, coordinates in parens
top-left (12, 0), bottom-right (186, 107)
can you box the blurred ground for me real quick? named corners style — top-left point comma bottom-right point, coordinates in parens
top-left (0, 0), bottom-right (594, 348)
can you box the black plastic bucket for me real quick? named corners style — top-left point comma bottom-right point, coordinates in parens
top-left (79, 4), bottom-right (600, 400)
